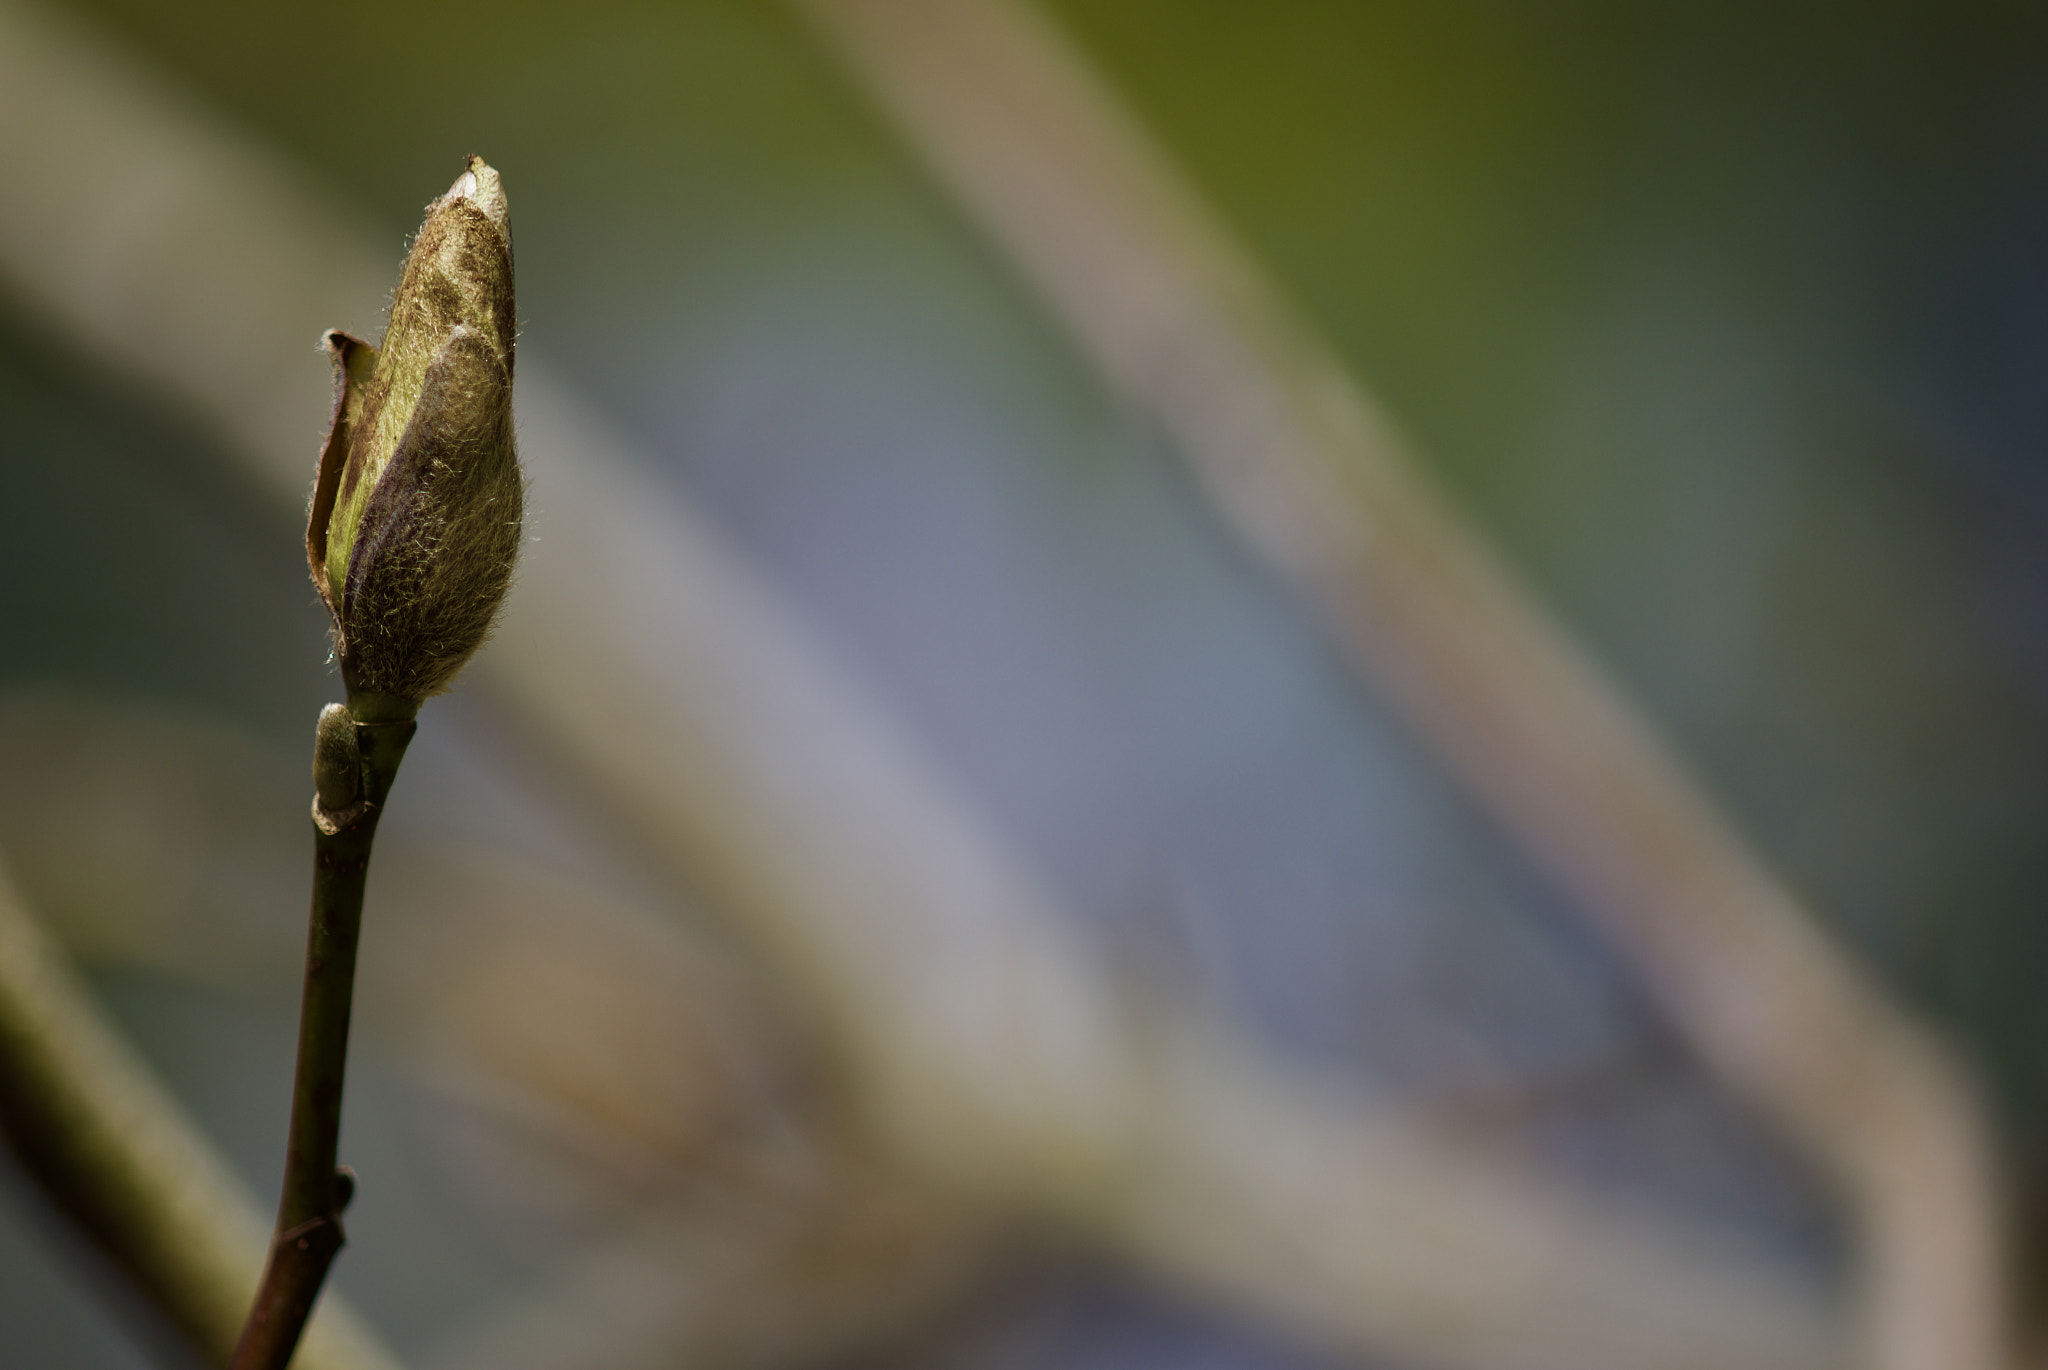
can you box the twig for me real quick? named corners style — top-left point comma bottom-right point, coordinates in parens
top-left (0, 857), bottom-right (402, 1370)
top-left (238, 142), bottom-right (514, 1368)
top-left (786, 3), bottom-right (2008, 1368)
top-left (232, 709), bottom-right (414, 1370)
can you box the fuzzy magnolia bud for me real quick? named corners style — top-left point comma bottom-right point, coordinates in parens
top-left (306, 155), bottom-right (522, 719)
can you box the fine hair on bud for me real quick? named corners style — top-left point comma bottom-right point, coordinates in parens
top-left (307, 156), bottom-right (523, 709)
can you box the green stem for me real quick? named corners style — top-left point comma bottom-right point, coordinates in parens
top-left (230, 705), bottom-right (413, 1370)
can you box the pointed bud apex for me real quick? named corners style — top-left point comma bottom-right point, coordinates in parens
top-left (307, 155), bottom-right (523, 715)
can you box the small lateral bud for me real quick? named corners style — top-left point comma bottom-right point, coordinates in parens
top-left (311, 704), bottom-right (362, 811)
top-left (306, 155), bottom-right (523, 716)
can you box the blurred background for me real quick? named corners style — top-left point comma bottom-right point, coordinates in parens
top-left (1, 1), bottom-right (2046, 1367)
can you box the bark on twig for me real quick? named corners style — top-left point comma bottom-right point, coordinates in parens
top-left (233, 714), bottom-right (413, 1370)
top-left (0, 859), bottom-right (402, 1370)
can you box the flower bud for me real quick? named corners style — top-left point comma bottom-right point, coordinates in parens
top-left (306, 155), bottom-right (522, 718)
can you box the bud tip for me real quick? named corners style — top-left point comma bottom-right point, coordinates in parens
top-left (449, 154), bottom-right (508, 233)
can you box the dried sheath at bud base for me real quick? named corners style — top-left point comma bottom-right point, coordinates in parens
top-left (307, 155), bottom-right (522, 721)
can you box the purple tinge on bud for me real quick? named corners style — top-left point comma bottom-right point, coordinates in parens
top-left (307, 156), bottom-right (522, 713)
